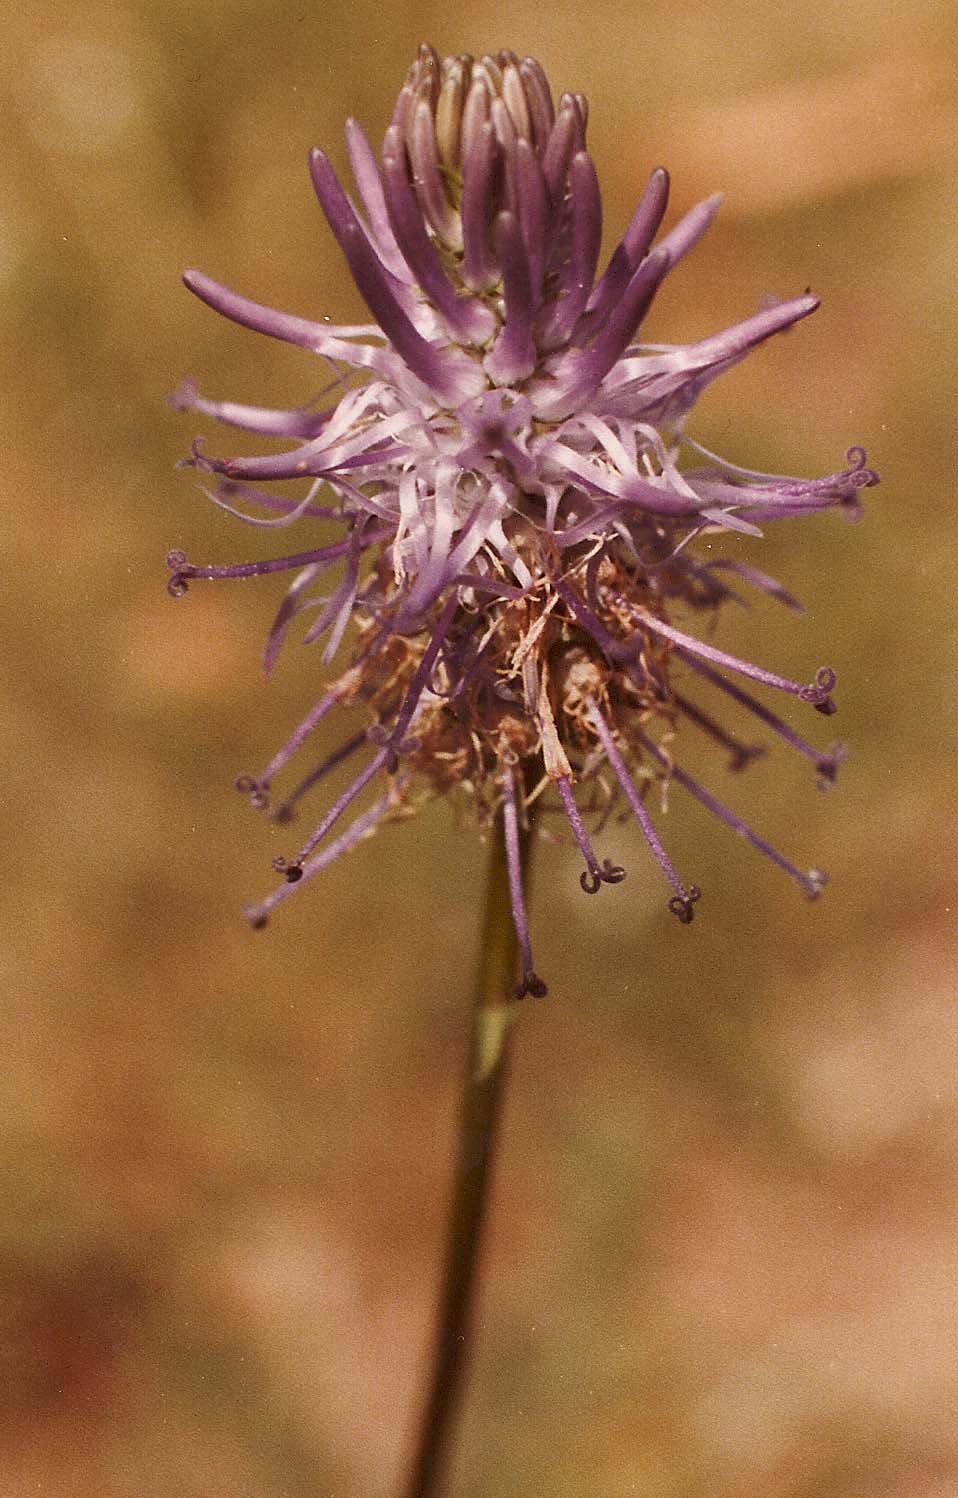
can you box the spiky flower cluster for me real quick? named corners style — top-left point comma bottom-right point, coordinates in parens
top-left (170, 45), bottom-right (876, 996)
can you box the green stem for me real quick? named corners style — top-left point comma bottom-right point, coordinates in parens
top-left (403, 809), bottom-right (532, 1498)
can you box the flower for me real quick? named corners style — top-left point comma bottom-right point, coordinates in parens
top-left (169, 45), bottom-right (877, 997)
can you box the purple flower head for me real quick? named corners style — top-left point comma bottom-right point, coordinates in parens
top-left (170, 45), bottom-right (878, 997)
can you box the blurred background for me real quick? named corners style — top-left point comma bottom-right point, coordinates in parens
top-left (2, 0), bottom-right (957, 1494)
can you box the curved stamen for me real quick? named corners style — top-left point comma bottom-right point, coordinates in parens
top-left (235, 682), bottom-right (356, 812)
top-left (202, 477), bottom-right (344, 527)
top-left (702, 560), bottom-right (805, 612)
top-left (637, 731), bottom-right (826, 899)
top-left (245, 791), bottom-right (395, 927)
top-left (680, 654), bottom-right (845, 778)
top-left (681, 437), bottom-right (879, 494)
top-left (286, 745), bottom-right (391, 874)
top-left (625, 607), bottom-right (837, 711)
top-left (555, 775), bottom-right (624, 893)
top-left (672, 691), bottom-right (766, 773)
top-left (271, 732), bottom-right (368, 823)
top-left (586, 699), bottom-right (699, 922)
top-left (165, 536), bottom-right (376, 597)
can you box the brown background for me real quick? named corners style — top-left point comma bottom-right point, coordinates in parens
top-left (2, 1), bottom-right (957, 1494)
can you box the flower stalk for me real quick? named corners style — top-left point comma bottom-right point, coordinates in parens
top-left (404, 805), bottom-right (534, 1498)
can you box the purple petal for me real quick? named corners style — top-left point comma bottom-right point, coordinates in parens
top-left (182, 269), bottom-right (381, 371)
top-left (310, 148), bottom-right (484, 398)
top-left (654, 192), bottom-right (722, 267)
top-left (484, 212), bottom-right (537, 385)
top-left (380, 130), bottom-right (496, 345)
top-left (535, 249), bottom-right (671, 418)
top-left (344, 117), bottom-right (411, 279)
top-left (408, 97), bottom-right (461, 246)
top-left (460, 120), bottom-right (499, 292)
top-left (584, 167), bottom-right (670, 329)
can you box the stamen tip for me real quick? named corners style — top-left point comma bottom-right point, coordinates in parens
top-left (668, 886), bottom-right (701, 924)
top-left (800, 665), bottom-right (838, 715)
top-left (515, 971), bottom-right (548, 1000)
top-left (168, 378), bottom-right (198, 411)
top-left (235, 773), bottom-right (270, 811)
top-left (815, 743), bottom-right (848, 790)
top-left (729, 745), bottom-right (766, 773)
top-left (165, 550), bottom-right (190, 598)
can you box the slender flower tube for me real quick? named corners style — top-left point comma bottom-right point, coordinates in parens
top-left (170, 45), bottom-right (877, 996)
